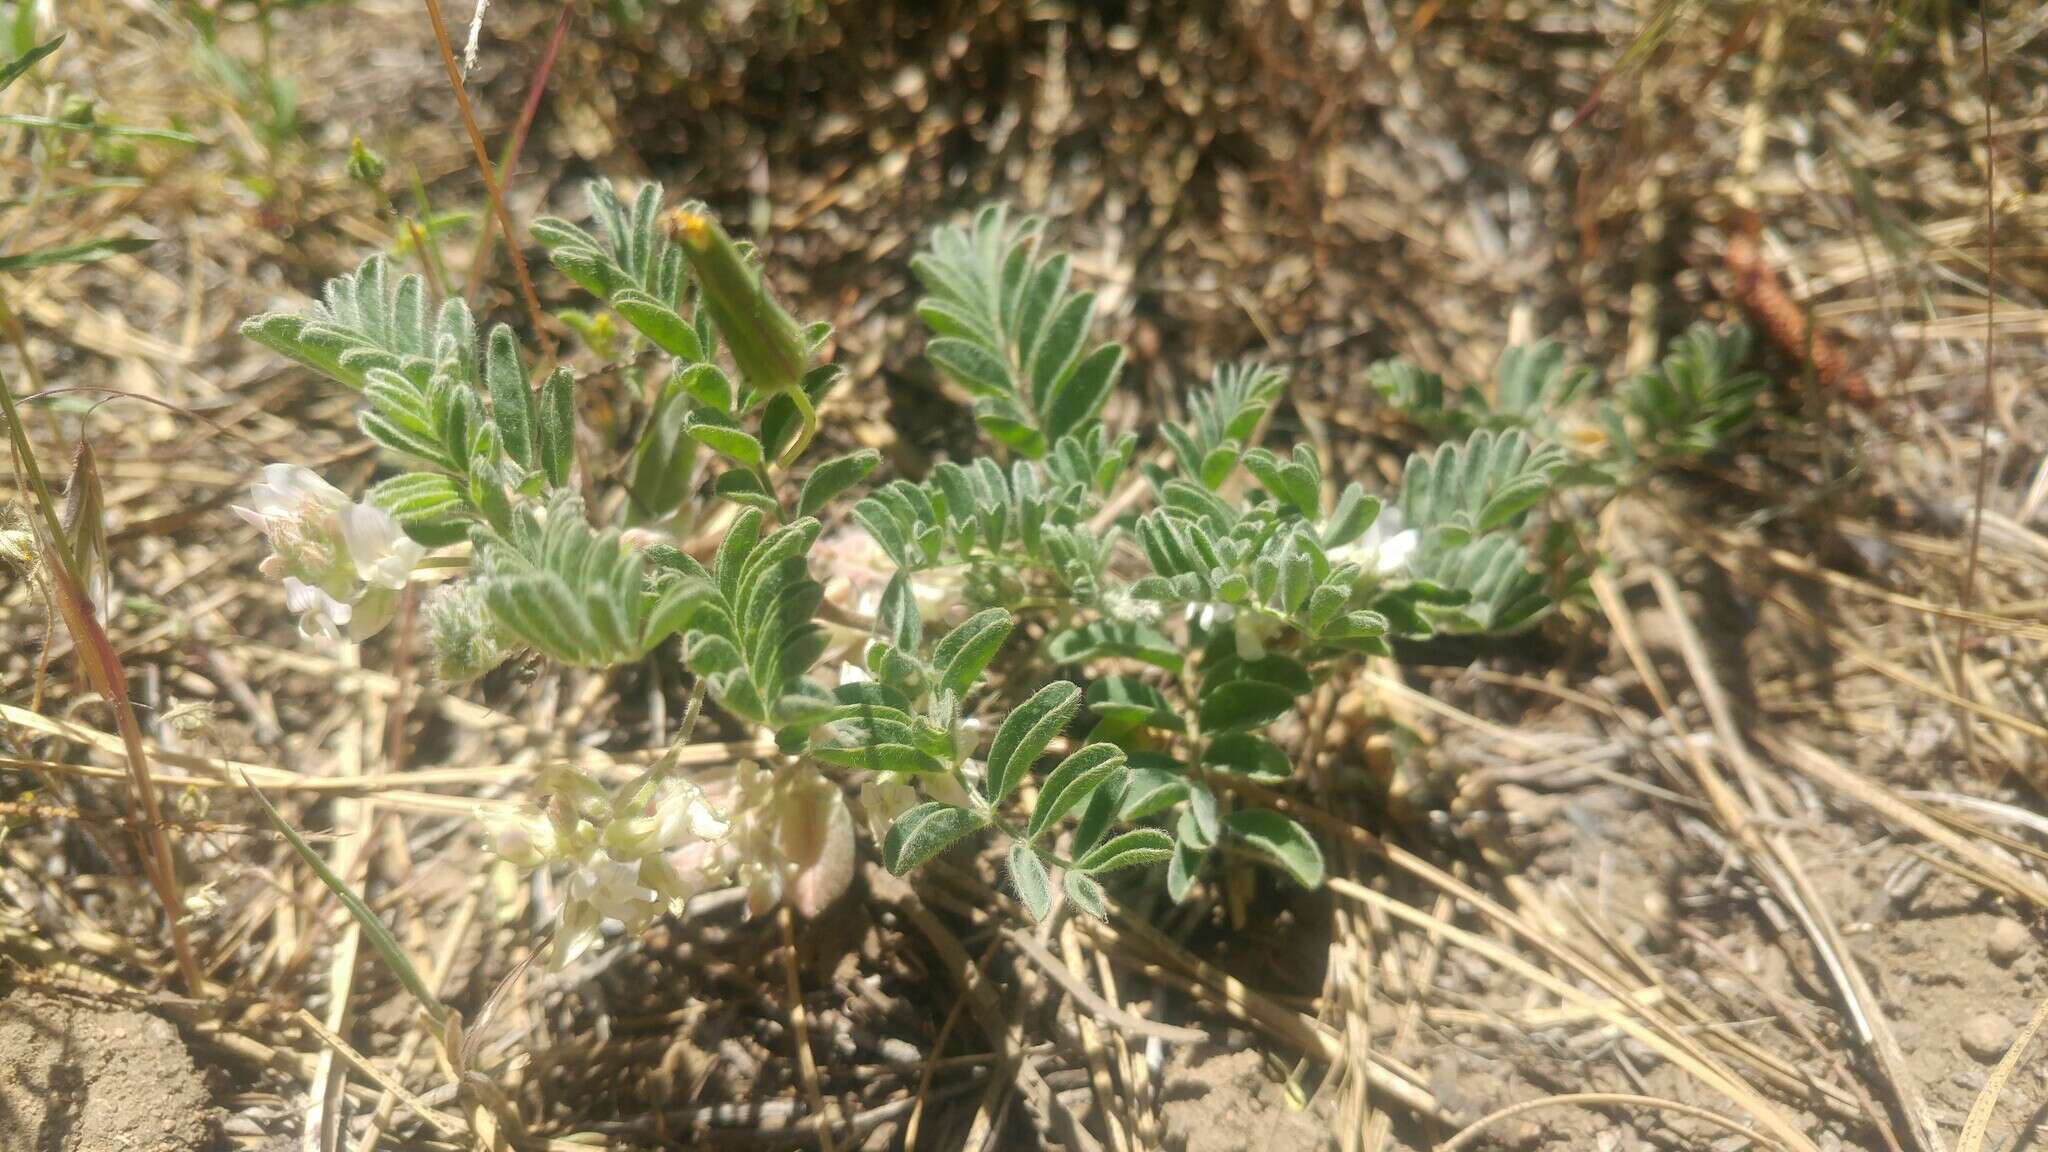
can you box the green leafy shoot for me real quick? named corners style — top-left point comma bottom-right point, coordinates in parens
top-left (913, 204), bottom-right (1125, 457)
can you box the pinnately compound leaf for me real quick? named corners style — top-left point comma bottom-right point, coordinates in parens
top-left (484, 325), bottom-right (535, 470)
top-left (1075, 828), bottom-right (1174, 874)
top-left (874, 571), bottom-right (923, 653)
top-left (931, 607), bottom-right (1014, 700)
top-left (1027, 743), bottom-right (1126, 840)
top-left (538, 367), bottom-right (576, 488)
top-left (882, 802), bottom-right (987, 875)
top-left (799, 449), bottom-right (880, 518)
top-left (1197, 680), bottom-right (1298, 733)
top-left (1041, 342), bottom-right (1123, 441)
top-left (1063, 870), bottom-right (1108, 920)
top-left (985, 680), bottom-right (1080, 806)
top-left (812, 742), bottom-right (947, 776)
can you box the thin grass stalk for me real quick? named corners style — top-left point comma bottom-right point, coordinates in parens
top-left (419, 0), bottom-right (549, 354)
top-left (0, 355), bottom-right (203, 991)
top-left (463, 0), bottom-right (572, 310)
top-left (1952, 0), bottom-right (1999, 732)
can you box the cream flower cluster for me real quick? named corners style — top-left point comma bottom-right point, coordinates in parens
top-left (484, 763), bottom-right (729, 967)
top-left (234, 464), bottom-right (424, 641)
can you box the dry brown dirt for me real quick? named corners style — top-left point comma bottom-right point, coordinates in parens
top-left (0, 991), bottom-right (215, 1152)
top-left (1157, 1045), bottom-right (1333, 1152)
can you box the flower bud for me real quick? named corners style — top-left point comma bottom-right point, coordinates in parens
top-left (481, 808), bottom-right (557, 869)
top-left (424, 583), bottom-right (514, 683)
top-left (346, 137), bottom-right (388, 192)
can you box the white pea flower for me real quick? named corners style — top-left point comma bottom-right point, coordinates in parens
top-left (856, 762), bottom-right (975, 843)
top-left (924, 766), bottom-right (975, 809)
top-left (619, 525), bottom-right (674, 552)
top-left (1101, 584), bottom-right (1162, 625)
top-left (856, 777), bottom-right (919, 844)
top-left (0, 505), bottom-right (36, 574)
top-left (1330, 506), bottom-right (1417, 579)
top-left (235, 464), bottom-right (424, 641)
top-left (1555, 413), bottom-right (1611, 457)
top-left (948, 718), bottom-right (984, 770)
top-left (1194, 599), bottom-right (1290, 657)
top-left (481, 808), bottom-right (557, 869)
top-left (559, 851), bottom-right (660, 962)
top-left (1234, 610), bottom-right (1286, 661)
top-left (482, 763), bottom-right (730, 968)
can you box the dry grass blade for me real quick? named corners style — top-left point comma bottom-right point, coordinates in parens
top-left (1956, 991), bottom-right (2048, 1152)
top-left (1439, 1091), bottom-right (1789, 1152)
top-left (1640, 567), bottom-right (1946, 1152)
top-left (1001, 925), bottom-right (1207, 1044)
top-left (294, 1008), bottom-right (463, 1140)
top-left (1, 360), bottom-right (201, 991)
top-left (1765, 735), bottom-right (2048, 910)
top-left (1326, 877), bottom-right (1819, 1152)
top-left (418, 0), bottom-right (548, 349)
top-left (868, 865), bottom-right (1103, 1152)
top-left (462, 1), bottom-right (573, 309)
top-left (1954, 0), bottom-right (2000, 712)
top-left (1056, 919), bottom-right (1131, 1152)
top-left (777, 905), bottom-right (840, 1152)
top-left (354, 892), bottom-right (481, 1152)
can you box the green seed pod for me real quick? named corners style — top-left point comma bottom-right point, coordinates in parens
top-left (667, 206), bottom-right (807, 398)
top-left (666, 205), bottom-right (820, 467)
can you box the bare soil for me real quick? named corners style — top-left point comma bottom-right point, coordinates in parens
top-left (0, 991), bottom-right (215, 1152)
top-left (1157, 1046), bottom-right (1334, 1152)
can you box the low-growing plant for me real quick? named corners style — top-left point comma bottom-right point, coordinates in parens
top-left (237, 184), bottom-right (1764, 958)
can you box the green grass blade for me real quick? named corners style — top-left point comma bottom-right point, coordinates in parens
top-left (242, 774), bottom-right (447, 1027)
top-left (0, 236), bottom-right (155, 273)
top-left (0, 34), bottom-right (61, 94)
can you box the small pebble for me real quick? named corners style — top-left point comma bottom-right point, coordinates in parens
top-left (1962, 1011), bottom-right (2016, 1062)
top-left (1988, 919), bottom-right (2032, 967)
